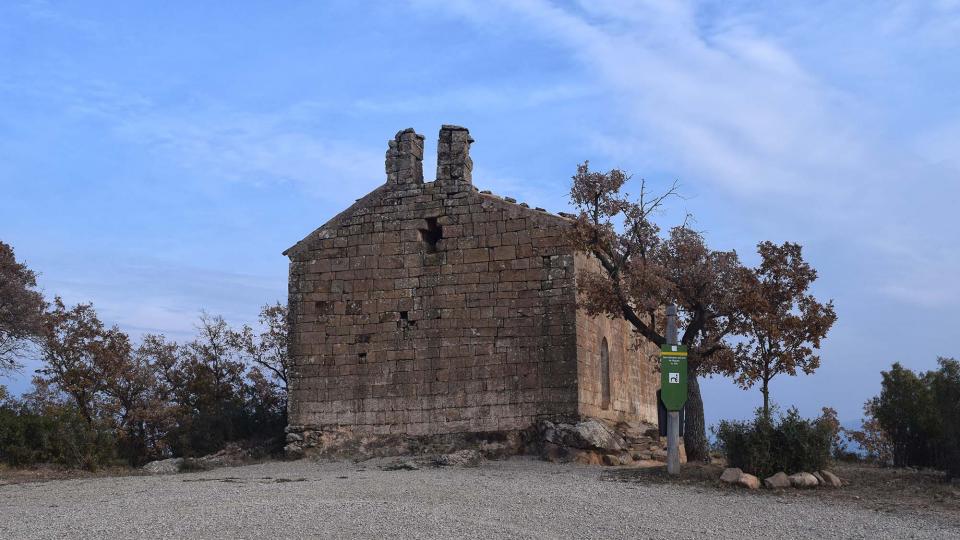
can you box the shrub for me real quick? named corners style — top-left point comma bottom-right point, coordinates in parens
top-left (714, 406), bottom-right (835, 478)
top-left (0, 388), bottom-right (115, 469)
top-left (928, 358), bottom-right (960, 477)
top-left (863, 358), bottom-right (960, 477)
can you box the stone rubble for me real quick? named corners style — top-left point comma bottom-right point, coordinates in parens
top-left (722, 469), bottom-right (845, 490)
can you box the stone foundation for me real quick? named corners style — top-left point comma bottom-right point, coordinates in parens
top-left (285, 415), bottom-right (684, 467)
top-left (284, 423), bottom-right (530, 461)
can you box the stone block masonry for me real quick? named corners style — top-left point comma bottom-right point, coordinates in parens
top-left (283, 125), bottom-right (659, 455)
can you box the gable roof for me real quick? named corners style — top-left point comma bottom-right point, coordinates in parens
top-left (283, 181), bottom-right (576, 258)
top-left (282, 183), bottom-right (390, 257)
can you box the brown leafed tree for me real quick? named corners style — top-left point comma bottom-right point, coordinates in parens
top-left (38, 298), bottom-right (111, 425)
top-left (98, 333), bottom-right (179, 464)
top-left (567, 162), bottom-right (747, 462)
top-left (734, 241), bottom-right (837, 417)
top-left (0, 241), bottom-right (46, 374)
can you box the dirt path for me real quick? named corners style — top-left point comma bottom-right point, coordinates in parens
top-left (1, 458), bottom-right (957, 539)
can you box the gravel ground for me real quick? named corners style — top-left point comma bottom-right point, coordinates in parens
top-left (1, 457), bottom-right (957, 539)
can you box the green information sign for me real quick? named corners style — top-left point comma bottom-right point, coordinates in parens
top-left (660, 344), bottom-right (688, 411)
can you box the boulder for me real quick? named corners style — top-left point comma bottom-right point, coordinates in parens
top-left (434, 449), bottom-right (483, 467)
top-left (142, 457), bottom-right (184, 475)
top-left (738, 473), bottom-right (760, 489)
top-left (541, 419), bottom-right (626, 452)
top-left (812, 471), bottom-right (825, 485)
top-left (789, 472), bottom-right (819, 488)
top-left (720, 467), bottom-right (744, 484)
top-left (819, 470), bottom-right (842, 488)
top-left (764, 472), bottom-right (791, 489)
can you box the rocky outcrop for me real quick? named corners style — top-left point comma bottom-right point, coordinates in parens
top-left (539, 419), bottom-right (625, 452)
top-left (536, 418), bottom-right (678, 467)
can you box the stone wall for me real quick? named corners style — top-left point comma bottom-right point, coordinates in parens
top-left (284, 126), bottom-right (582, 438)
top-left (573, 252), bottom-right (660, 424)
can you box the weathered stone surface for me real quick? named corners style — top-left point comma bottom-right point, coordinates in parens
top-left (764, 472), bottom-right (791, 489)
top-left (143, 458), bottom-right (184, 475)
top-left (789, 472), bottom-right (819, 488)
top-left (819, 470), bottom-right (842, 487)
top-left (720, 467), bottom-right (743, 484)
top-left (812, 471), bottom-right (825, 485)
top-left (602, 454), bottom-right (621, 466)
top-left (434, 449), bottom-right (483, 467)
top-left (572, 450), bottom-right (603, 465)
top-left (283, 126), bottom-right (661, 454)
top-left (738, 473), bottom-right (760, 489)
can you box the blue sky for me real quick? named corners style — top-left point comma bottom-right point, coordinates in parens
top-left (1, 0), bottom-right (958, 427)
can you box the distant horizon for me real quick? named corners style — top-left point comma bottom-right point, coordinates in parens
top-left (2, 1), bottom-right (958, 429)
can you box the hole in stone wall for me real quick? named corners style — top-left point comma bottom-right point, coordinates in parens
top-left (397, 311), bottom-right (416, 332)
top-left (358, 352), bottom-right (367, 364)
top-left (418, 217), bottom-right (443, 253)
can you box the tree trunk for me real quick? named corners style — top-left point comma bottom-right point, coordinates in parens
top-left (683, 373), bottom-right (710, 462)
top-left (762, 378), bottom-right (770, 419)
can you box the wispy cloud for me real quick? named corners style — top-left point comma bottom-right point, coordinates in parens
top-left (428, 0), bottom-right (960, 307)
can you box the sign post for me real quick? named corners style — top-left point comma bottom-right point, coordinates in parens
top-left (662, 305), bottom-right (687, 475)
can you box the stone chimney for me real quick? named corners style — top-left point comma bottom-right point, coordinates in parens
top-left (436, 125), bottom-right (473, 186)
top-left (385, 128), bottom-right (425, 185)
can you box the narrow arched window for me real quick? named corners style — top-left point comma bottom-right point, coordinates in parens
top-left (600, 337), bottom-right (611, 410)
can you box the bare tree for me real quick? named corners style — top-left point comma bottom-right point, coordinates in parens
top-left (233, 303), bottom-right (289, 393)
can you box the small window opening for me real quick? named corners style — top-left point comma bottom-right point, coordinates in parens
top-left (419, 217), bottom-right (443, 253)
top-left (600, 337), bottom-right (611, 410)
top-left (399, 311), bottom-right (408, 320)
top-left (358, 352), bottom-right (367, 364)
